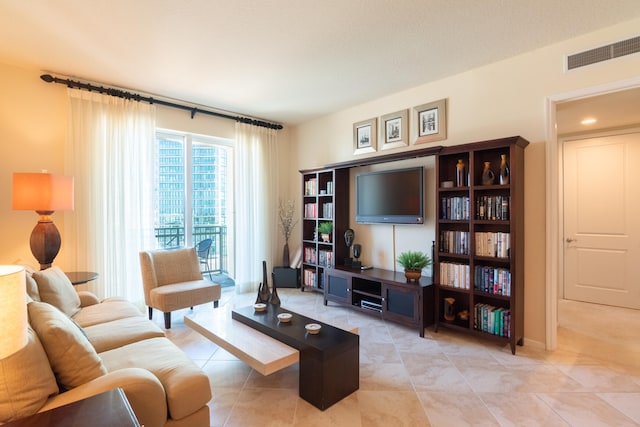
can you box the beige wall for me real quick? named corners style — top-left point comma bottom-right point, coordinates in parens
top-left (288, 18), bottom-right (640, 347)
top-left (1, 17), bottom-right (638, 346)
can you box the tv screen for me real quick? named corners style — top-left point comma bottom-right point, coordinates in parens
top-left (356, 166), bottom-right (424, 224)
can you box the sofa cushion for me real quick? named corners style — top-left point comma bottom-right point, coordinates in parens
top-left (100, 337), bottom-right (211, 420)
top-left (25, 272), bottom-right (41, 302)
top-left (28, 301), bottom-right (107, 390)
top-left (85, 316), bottom-right (165, 353)
top-left (33, 266), bottom-right (81, 317)
top-left (0, 327), bottom-right (58, 423)
top-left (72, 299), bottom-right (143, 327)
top-left (150, 280), bottom-right (221, 312)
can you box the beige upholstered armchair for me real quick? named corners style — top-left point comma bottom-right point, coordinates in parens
top-left (139, 247), bottom-right (221, 328)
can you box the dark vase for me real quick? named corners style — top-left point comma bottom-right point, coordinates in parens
top-left (282, 241), bottom-right (290, 267)
top-left (499, 154), bottom-right (510, 185)
top-left (270, 273), bottom-right (280, 306)
top-left (482, 161), bottom-right (495, 185)
top-left (256, 260), bottom-right (271, 303)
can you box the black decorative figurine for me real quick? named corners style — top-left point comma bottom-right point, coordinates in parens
top-left (352, 244), bottom-right (362, 269)
top-left (255, 260), bottom-right (272, 304)
top-left (344, 228), bottom-right (355, 266)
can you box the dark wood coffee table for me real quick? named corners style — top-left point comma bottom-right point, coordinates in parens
top-left (232, 305), bottom-right (359, 410)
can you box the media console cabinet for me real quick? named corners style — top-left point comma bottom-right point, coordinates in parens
top-left (324, 266), bottom-right (434, 337)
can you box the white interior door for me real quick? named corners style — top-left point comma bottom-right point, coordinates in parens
top-left (563, 131), bottom-right (640, 309)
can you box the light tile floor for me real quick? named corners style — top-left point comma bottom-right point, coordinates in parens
top-left (154, 289), bottom-right (640, 426)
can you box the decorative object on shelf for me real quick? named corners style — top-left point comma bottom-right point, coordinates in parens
top-left (458, 309), bottom-right (469, 321)
top-left (444, 297), bottom-right (456, 321)
top-left (317, 222), bottom-right (333, 242)
top-left (411, 98), bottom-right (447, 145)
top-left (455, 159), bottom-right (466, 187)
top-left (380, 109), bottom-right (409, 150)
top-left (352, 244), bottom-right (362, 269)
top-left (353, 117), bottom-right (377, 155)
top-left (255, 260), bottom-right (272, 304)
top-left (499, 154), bottom-right (510, 185)
top-left (344, 228), bottom-right (355, 266)
top-left (482, 161), bottom-right (495, 185)
top-left (278, 199), bottom-right (298, 267)
top-left (12, 172), bottom-right (74, 270)
top-left (396, 250), bottom-right (432, 282)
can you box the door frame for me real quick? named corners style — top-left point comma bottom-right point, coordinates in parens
top-left (544, 76), bottom-right (640, 350)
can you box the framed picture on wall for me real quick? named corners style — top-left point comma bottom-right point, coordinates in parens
top-left (380, 109), bottom-right (408, 150)
top-left (411, 98), bottom-right (447, 144)
top-left (353, 118), bottom-right (377, 154)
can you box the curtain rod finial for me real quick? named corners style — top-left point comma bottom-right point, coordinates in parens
top-left (40, 74), bottom-right (54, 83)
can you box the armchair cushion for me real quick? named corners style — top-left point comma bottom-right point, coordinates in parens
top-left (0, 327), bottom-right (58, 423)
top-left (32, 266), bottom-right (81, 317)
top-left (28, 301), bottom-right (107, 391)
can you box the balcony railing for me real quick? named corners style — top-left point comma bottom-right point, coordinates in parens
top-left (154, 225), bottom-right (228, 274)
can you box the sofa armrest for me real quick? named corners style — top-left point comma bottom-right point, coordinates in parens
top-left (39, 368), bottom-right (167, 427)
top-left (77, 290), bottom-right (100, 307)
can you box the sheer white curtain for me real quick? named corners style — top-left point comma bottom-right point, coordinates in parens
top-left (64, 89), bottom-right (156, 302)
top-left (234, 122), bottom-right (279, 294)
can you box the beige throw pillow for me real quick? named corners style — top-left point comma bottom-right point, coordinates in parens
top-left (28, 301), bottom-right (107, 390)
top-left (33, 266), bottom-right (81, 317)
top-left (0, 327), bottom-right (58, 423)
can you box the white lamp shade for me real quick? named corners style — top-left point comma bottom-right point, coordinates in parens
top-left (12, 173), bottom-right (74, 211)
top-left (0, 266), bottom-right (27, 359)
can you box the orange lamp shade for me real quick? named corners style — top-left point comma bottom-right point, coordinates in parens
top-left (12, 173), bottom-right (74, 212)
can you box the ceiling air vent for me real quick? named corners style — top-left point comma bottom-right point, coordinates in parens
top-left (567, 36), bottom-right (640, 70)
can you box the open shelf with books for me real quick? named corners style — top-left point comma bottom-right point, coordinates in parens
top-left (300, 168), bottom-right (349, 293)
top-left (434, 136), bottom-right (528, 354)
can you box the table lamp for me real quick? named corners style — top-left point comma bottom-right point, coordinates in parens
top-left (0, 265), bottom-right (27, 359)
top-left (12, 172), bottom-right (74, 270)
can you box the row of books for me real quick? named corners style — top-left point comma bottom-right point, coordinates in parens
top-left (303, 247), bottom-right (334, 267)
top-left (439, 262), bottom-right (470, 289)
top-left (303, 178), bottom-right (334, 196)
top-left (303, 268), bottom-right (318, 288)
top-left (474, 266), bottom-right (511, 296)
top-left (317, 249), bottom-right (334, 267)
top-left (475, 232), bottom-right (510, 258)
top-left (476, 195), bottom-right (509, 220)
top-left (439, 230), bottom-right (470, 255)
top-left (440, 196), bottom-right (470, 220)
top-left (303, 202), bottom-right (333, 219)
top-left (474, 303), bottom-right (511, 337)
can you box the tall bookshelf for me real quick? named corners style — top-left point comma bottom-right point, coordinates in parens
top-left (434, 136), bottom-right (528, 354)
top-left (300, 168), bottom-right (349, 293)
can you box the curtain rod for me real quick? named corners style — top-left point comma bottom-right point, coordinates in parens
top-left (40, 74), bottom-right (283, 130)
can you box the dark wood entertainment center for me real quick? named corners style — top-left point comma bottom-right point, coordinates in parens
top-left (324, 266), bottom-right (434, 337)
top-left (300, 136), bottom-right (526, 351)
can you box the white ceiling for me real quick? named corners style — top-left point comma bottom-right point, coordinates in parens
top-left (1, 0), bottom-right (640, 126)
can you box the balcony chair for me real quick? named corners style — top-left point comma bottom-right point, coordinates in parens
top-left (196, 238), bottom-right (213, 279)
top-left (139, 246), bottom-right (221, 328)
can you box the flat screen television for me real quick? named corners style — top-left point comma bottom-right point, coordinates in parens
top-left (356, 166), bottom-right (424, 224)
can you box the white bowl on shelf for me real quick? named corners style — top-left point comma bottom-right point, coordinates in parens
top-left (305, 323), bottom-right (321, 334)
top-left (253, 303), bottom-right (267, 312)
top-left (277, 312), bottom-right (292, 323)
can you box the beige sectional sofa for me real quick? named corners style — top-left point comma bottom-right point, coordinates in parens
top-left (0, 266), bottom-right (211, 427)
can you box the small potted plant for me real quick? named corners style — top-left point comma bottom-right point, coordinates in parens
top-left (317, 222), bottom-right (333, 242)
top-left (396, 250), bottom-right (431, 281)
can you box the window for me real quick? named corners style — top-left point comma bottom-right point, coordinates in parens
top-left (154, 130), bottom-right (233, 275)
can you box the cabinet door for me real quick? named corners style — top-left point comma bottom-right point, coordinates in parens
top-left (325, 271), bottom-right (351, 305)
top-left (382, 284), bottom-right (419, 325)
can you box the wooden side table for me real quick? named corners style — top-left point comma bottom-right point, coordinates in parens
top-left (3, 388), bottom-right (140, 426)
top-left (65, 271), bottom-right (99, 286)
